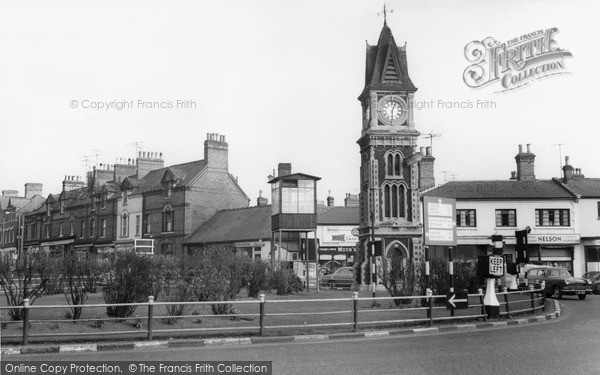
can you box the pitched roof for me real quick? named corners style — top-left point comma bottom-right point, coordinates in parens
top-left (141, 160), bottom-right (207, 189)
top-left (562, 178), bottom-right (600, 198)
top-left (424, 180), bottom-right (576, 200)
top-left (317, 206), bottom-right (359, 225)
top-left (187, 205), bottom-right (360, 245)
top-left (360, 23), bottom-right (416, 98)
top-left (186, 205), bottom-right (272, 244)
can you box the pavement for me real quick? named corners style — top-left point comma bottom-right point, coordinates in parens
top-left (0, 300), bottom-right (561, 356)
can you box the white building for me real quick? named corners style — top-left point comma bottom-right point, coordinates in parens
top-left (423, 145), bottom-right (598, 277)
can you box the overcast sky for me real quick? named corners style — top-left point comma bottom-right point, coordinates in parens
top-left (1, 0), bottom-right (598, 204)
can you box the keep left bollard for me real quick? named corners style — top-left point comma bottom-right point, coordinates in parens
top-left (352, 292), bottom-right (359, 332)
top-left (22, 298), bottom-right (30, 346)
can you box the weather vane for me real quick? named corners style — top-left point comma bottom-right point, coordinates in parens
top-left (378, 4), bottom-right (394, 24)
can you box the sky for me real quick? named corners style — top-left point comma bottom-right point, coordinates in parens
top-left (1, 0), bottom-right (599, 205)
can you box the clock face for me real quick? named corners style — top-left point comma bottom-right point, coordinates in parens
top-left (382, 100), bottom-right (402, 120)
top-left (376, 95), bottom-right (408, 125)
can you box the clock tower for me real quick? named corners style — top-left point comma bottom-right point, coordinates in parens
top-left (356, 20), bottom-right (435, 289)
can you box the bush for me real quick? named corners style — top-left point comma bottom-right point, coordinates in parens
top-left (242, 259), bottom-right (271, 298)
top-left (0, 252), bottom-right (60, 321)
top-left (379, 256), bottom-right (421, 306)
top-left (102, 252), bottom-right (169, 318)
top-left (270, 268), bottom-right (304, 295)
top-left (61, 253), bottom-right (105, 320)
top-left (189, 251), bottom-right (245, 315)
top-left (162, 260), bottom-right (195, 323)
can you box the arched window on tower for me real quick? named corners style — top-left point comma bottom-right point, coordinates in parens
top-left (382, 182), bottom-right (407, 220)
top-left (384, 151), bottom-right (403, 178)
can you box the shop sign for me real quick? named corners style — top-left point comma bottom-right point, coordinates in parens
top-left (528, 234), bottom-right (580, 244)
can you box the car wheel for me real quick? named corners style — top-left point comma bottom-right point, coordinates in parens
top-left (578, 294), bottom-right (587, 300)
top-left (552, 286), bottom-right (562, 299)
top-left (328, 281), bottom-right (336, 289)
top-left (593, 286), bottom-right (600, 295)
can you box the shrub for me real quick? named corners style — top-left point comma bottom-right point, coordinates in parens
top-left (0, 252), bottom-right (60, 321)
top-left (61, 253), bottom-right (105, 320)
top-left (242, 259), bottom-right (271, 298)
top-left (102, 252), bottom-right (169, 318)
top-left (270, 268), bottom-right (304, 295)
top-left (189, 251), bottom-right (245, 315)
top-left (379, 256), bottom-right (421, 306)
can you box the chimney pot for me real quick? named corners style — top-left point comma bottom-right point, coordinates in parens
top-left (518, 144), bottom-right (523, 153)
top-left (526, 144), bottom-right (531, 153)
top-left (565, 156), bottom-right (570, 165)
top-left (426, 146), bottom-right (432, 156)
top-left (420, 147), bottom-right (425, 155)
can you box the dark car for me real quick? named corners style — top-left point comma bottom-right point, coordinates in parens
top-left (320, 267), bottom-right (354, 288)
top-left (526, 267), bottom-right (592, 300)
top-left (582, 271), bottom-right (600, 295)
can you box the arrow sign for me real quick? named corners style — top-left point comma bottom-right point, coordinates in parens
top-left (446, 292), bottom-right (469, 310)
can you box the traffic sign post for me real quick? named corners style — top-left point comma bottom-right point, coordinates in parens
top-left (445, 291), bottom-right (469, 310)
top-left (477, 236), bottom-right (504, 319)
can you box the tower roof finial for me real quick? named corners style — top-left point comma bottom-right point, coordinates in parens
top-left (378, 4), bottom-right (393, 26)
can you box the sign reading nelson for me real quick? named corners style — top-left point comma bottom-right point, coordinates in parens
top-left (463, 27), bottom-right (572, 92)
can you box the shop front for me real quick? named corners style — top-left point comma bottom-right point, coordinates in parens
top-left (526, 233), bottom-right (580, 274)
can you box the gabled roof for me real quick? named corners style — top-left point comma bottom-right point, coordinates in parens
top-left (424, 180), bottom-right (576, 200)
top-left (561, 178), bottom-right (600, 198)
top-left (186, 205), bottom-right (272, 245)
top-left (317, 206), bottom-right (359, 225)
top-left (360, 23), bottom-right (416, 99)
top-left (141, 160), bottom-right (207, 189)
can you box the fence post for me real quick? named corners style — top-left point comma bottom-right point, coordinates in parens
top-left (530, 290), bottom-right (535, 314)
top-left (352, 292), bottom-right (358, 332)
top-left (478, 288), bottom-right (487, 322)
top-left (426, 289), bottom-right (433, 327)
top-left (147, 296), bottom-right (154, 341)
top-left (22, 298), bottom-right (30, 346)
top-left (259, 294), bottom-right (265, 336)
top-left (503, 292), bottom-right (511, 319)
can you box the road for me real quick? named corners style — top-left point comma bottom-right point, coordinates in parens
top-left (9, 295), bottom-right (600, 374)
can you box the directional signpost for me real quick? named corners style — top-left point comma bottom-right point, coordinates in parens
top-left (423, 196), bottom-right (457, 247)
top-left (446, 291), bottom-right (469, 310)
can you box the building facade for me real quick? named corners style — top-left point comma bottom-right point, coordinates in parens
top-left (423, 145), bottom-right (598, 277)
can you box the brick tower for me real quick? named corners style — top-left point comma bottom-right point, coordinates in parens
top-left (355, 19), bottom-right (434, 289)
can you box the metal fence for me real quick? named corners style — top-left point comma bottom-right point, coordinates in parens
top-left (0, 288), bottom-right (545, 346)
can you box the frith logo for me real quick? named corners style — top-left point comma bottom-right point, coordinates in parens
top-left (463, 28), bottom-right (572, 92)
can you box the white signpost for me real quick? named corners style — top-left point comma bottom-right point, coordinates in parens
top-left (423, 196), bottom-right (457, 247)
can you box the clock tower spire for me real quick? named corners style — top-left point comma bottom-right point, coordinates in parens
top-left (356, 20), bottom-right (434, 290)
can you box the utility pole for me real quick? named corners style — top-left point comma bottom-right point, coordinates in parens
top-left (551, 143), bottom-right (566, 177)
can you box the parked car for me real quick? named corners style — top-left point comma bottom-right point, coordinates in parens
top-left (582, 271), bottom-right (600, 295)
top-left (320, 266), bottom-right (354, 288)
top-left (526, 267), bottom-right (592, 299)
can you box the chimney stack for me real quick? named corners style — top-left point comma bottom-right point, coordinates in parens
top-left (257, 190), bottom-right (268, 206)
top-left (515, 144), bottom-right (536, 181)
top-left (327, 191), bottom-right (334, 207)
top-left (278, 163), bottom-right (292, 177)
top-left (24, 183), bottom-right (43, 198)
top-left (204, 133), bottom-right (229, 170)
